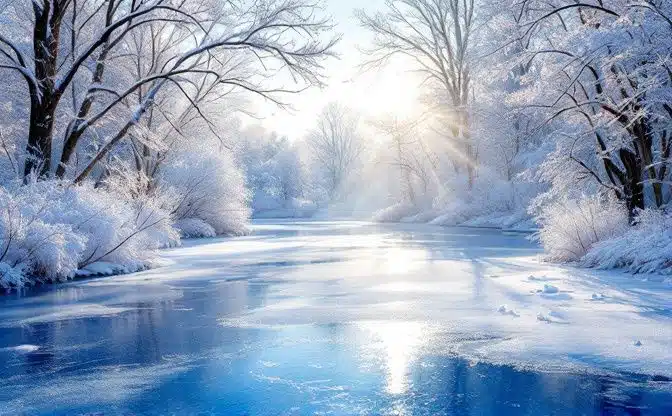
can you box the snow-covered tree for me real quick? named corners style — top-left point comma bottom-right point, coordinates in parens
top-left (306, 103), bottom-right (365, 200)
top-left (235, 127), bottom-right (310, 214)
top-left (0, 0), bottom-right (336, 181)
top-left (357, 0), bottom-right (478, 186)
top-left (508, 0), bottom-right (672, 219)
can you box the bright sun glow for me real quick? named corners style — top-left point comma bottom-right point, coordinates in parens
top-left (383, 247), bottom-right (427, 275)
top-left (249, 59), bottom-right (422, 140)
top-left (360, 321), bottom-right (428, 396)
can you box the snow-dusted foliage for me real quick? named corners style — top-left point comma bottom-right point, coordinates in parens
top-left (306, 103), bottom-right (365, 202)
top-left (236, 127), bottom-right (315, 217)
top-left (582, 210), bottom-right (672, 274)
top-left (0, 0), bottom-right (336, 182)
top-left (1, 0), bottom-right (670, 282)
top-left (535, 196), bottom-right (629, 263)
top-left (0, 0), bottom-right (338, 288)
top-left (0, 181), bottom-right (177, 289)
top-left (372, 202), bottom-right (418, 223)
top-left (173, 219), bottom-right (217, 239)
top-left (161, 144), bottom-right (250, 237)
top-left (507, 1), bottom-right (672, 215)
top-left (536, 197), bottom-right (672, 273)
top-left (357, 0), bottom-right (672, 273)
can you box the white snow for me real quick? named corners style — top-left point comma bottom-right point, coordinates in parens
top-left (0, 171), bottom-right (250, 289)
top-left (0, 181), bottom-right (178, 289)
top-left (498, 304), bottom-right (519, 317)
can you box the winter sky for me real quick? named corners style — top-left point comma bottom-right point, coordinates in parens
top-left (246, 0), bottom-right (421, 139)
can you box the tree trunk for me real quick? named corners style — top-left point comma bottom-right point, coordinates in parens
top-left (460, 110), bottom-right (474, 189)
top-left (55, 25), bottom-right (114, 178)
top-left (620, 149), bottom-right (645, 223)
top-left (23, 1), bottom-right (65, 179)
top-left (24, 100), bottom-right (56, 178)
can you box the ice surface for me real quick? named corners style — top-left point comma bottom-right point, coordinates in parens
top-left (12, 304), bottom-right (132, 326)
top-left (0, 220), bottom-right (670, 414)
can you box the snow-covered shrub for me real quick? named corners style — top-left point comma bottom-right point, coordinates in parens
top-left (0, 180), bottom-right (177, 289)
top-left (582, 210), bottom-right (672, 274)
top-left (236, 128), bottom-right (314, 217)
top-left (370, 170), bottom-right (537, 228)
top-left (535, 195), bottom-right (629, 263)
top-left (162, 144), bottom-right (250, 236)
top-left (427, 174), bottom-right (531, 227)
top-left (399, 210), bottom-right (440, 223)
top-left (428, 199), bottom-right (473, 226)
top-left (173, 218), bottom-right (217, 239)
top-left (0, 262), bottom-right (25, 287)
top-left (372, 202), bottom-right (417, 223)
top-left (0, 183), bottom-right (87, 285)
top-left (469, 176), bottom-right (518, 213)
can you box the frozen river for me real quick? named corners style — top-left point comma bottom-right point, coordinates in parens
top-left (1, 220), bottom-right (670, 415)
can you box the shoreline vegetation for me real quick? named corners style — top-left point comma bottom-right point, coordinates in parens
top-left (2, 1), bottom-right (672, 288)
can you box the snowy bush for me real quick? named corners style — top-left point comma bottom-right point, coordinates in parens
top-left (535, 195), bottom-right (629, 263)
top-left (0, 181), bottom-right (178, 289)
top-left (162, 144), bottom-right (251, 237)
top-left (0, 183), bottom-right (87, 285)
top-left (101, 174), bottom-right (180, 255)
top-left (236, 129), bottom-right (315, 218)
top-left (372, 202), bottom-right (417, 223)
top-left (582, 210), bottom-right (672, 274)
top-left (399, 210), bottom-right (440, 223)
top-left (425, 174), bottom-right (531, 227)
top-left (428, 199), bottom-right (473, 226)
top-left (0, 262), bottom-right (25, 287)
top-left (174, 218), bottom-right (217, 239)
top-left (0, 145), bottom-right (254, 289)
top-left (370, 171), bottom-right (537, 228)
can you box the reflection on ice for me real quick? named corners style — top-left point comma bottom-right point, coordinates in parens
top-left (382, 246), bottom-right (428, 274)
top-left (359, 321), bottom-right (429, 395)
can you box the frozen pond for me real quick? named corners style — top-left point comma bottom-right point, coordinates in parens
top-left (1, 220), bottom-right (670, 415)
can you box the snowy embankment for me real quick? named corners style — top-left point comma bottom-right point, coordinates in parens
top-left (0, 179), bottom-right (249, 290)
top-left (372, 201), bottom-right (536, 232)
top-left (372, 177), bottom-right (539, 232)
top-left (536, 196), bottom-right (672, 274)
